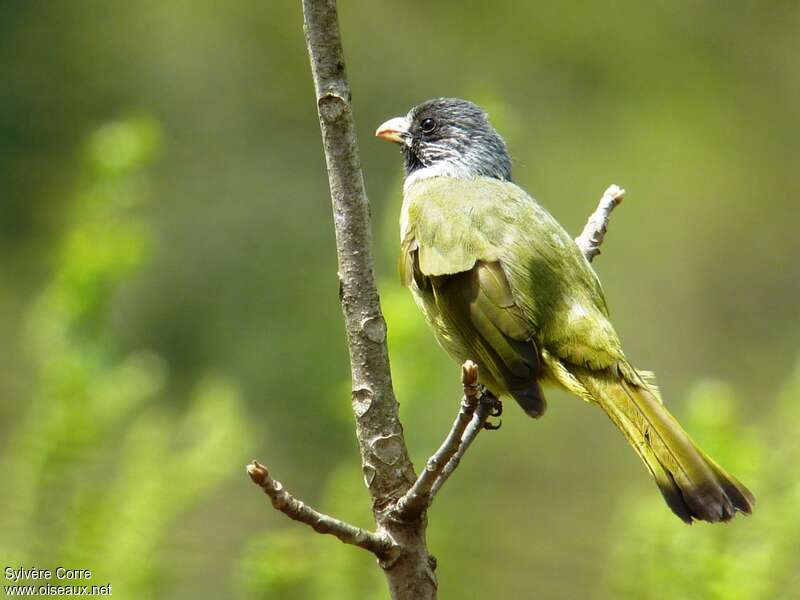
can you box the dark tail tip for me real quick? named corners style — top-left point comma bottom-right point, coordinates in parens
top-left (658, 467), bottom-right (755, 524)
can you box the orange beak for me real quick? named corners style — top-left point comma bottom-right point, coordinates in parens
top-left (375, 117), bottom-right (409, 144)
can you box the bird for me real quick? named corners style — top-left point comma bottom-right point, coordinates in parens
top-left (375, 97), bottom-right (754, 524)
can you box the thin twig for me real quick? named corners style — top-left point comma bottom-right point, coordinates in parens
top-left (429, 393), bottom-right (500, 499)
top-left (394, 361), bottom-right (482, 520)
top-left (247, 461), bottom-right (395, 558)
top-left (575, 184), bottom-right (625, 262)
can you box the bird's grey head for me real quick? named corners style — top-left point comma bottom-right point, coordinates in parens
top-left (376, 98), bottom-right (512, 182)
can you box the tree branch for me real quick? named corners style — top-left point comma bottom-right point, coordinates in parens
top-left (301, 0), bottom-right (414, 510)
top-left (297, 1), bottom-right (436, 598)
top-left (393, 361), bottom-right (482, 520)
top-left (247, 461), bottom-right (396, 557)
top-left (575, 184), bottom-right (625, 262)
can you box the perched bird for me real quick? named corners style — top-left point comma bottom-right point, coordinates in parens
top-left (376, 98), bottom-right (754, 523)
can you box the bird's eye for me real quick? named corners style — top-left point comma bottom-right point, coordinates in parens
top-left (420, 118), bottom-right (436, 133)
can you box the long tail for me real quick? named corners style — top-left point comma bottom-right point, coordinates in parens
top-left (568, 361), bottom-right (754, 523)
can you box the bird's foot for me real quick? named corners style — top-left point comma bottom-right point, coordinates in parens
top-left (480, 392), bottom-right (503, 430)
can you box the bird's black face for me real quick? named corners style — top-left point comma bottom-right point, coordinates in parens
top-left (376, 98), bottom-right (512, 182)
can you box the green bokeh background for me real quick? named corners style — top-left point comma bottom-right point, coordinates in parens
top-left (1, 2), bottom-right (798, 598)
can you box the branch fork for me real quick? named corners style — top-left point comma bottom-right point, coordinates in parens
top-left (392, 361), bottom-right (486, 521)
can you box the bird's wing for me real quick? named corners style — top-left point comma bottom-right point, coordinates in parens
top-left (434, 256), bottom-right (546, 417)
top-left (401, 180), bottom-right (545, 416)
top-left (402, 176), bottom-right (625, 372)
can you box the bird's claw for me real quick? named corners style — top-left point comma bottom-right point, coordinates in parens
top-left (483, 419), bottom-right (502, 431)
top-left (480, 393), bottom-right (502, 430)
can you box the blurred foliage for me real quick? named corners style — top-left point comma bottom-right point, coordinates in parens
top-left (605, 366), bottom-right (800, 600)
top-left (0, 118), bottom-right (250, 597)
top-left (1, 1), bottom-right (798, 598)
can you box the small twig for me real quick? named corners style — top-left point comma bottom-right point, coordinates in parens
top-left (575, 184), bottom-right (625, 262)
top-left (247, 461), bottom-right (395, 558)
top-left (429, 393), bottom-right (499, 498)
top-left (394, 361), bottom-right (482, 520)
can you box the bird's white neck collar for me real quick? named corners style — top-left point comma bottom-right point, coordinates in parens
top-left (403, 162), bottom-right (474, 194)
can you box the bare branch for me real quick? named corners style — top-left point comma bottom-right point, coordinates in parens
top-left (575, 184), bottom-right (625, 262)
top-left (394, 361), bottom-right (482, 520)
top-left (301, 0), bottom-right (413, 510)
top-left (247, 461), bottom-right (395, 557)
top-left (299, 1), bottom-right (436, 597)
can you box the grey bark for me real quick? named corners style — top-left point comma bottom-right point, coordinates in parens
top-left (300, 1), bottom-right (435, 597)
